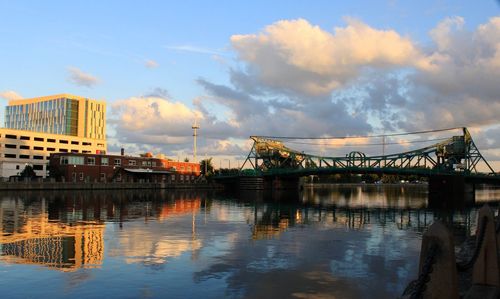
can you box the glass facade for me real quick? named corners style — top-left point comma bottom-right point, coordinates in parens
top-left (4, 95), bottom-right (105, 140)
top-left (5, 97), bottom-right (78, 136)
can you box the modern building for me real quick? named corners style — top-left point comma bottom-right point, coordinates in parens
top-left (5, 94), bottom-right (106, 140)
top-left (49, 152), bottom-right (200, 183)
top-left (0, 94), bottom-right (107, 178)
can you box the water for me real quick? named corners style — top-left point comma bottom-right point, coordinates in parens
top-left (0, 186), bottom-right (498, 299)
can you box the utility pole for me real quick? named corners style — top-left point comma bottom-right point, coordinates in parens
top-left (192, 120), bottom-right (200, 163)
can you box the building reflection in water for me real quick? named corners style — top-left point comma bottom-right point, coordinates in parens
top-left (0, 186), bottom-right (496, 275)
top-left (0, 190), bottom-right (205, 271)
top-left (0, 196), bottom-right (104, 271)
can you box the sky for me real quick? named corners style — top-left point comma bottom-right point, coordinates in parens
top-left (1, 0), bottom-right (499, 170)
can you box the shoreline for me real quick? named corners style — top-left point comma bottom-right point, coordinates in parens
top-left (0, 181), bottom-right (222, 191)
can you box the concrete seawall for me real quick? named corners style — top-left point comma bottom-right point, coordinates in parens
top-left (0, 182), bottom-right (221, 191)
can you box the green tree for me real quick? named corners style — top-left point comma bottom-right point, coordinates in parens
top-left (184, 157), bottom-right (190, 162)
top-left (47, 164), bottom-right (63, 180)
top-left (20, 164), bottom-right (37, 178)
top-left (200, 158), bottom-right (214, 177)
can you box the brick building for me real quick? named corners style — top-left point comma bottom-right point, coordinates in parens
top-left (49, 153), bottom-right (200, 183)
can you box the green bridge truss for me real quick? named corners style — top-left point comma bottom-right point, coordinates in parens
top-left (239, 127), bottom-right (497, 178)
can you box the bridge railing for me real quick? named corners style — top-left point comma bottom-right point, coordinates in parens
top-left (401, 204), bottom-right (500, 298)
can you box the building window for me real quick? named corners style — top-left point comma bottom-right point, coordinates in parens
top-left (87, 157), bottom-right (96, 165)
top-left (71, 141), bottom-right (79, 145)
top-left (5, 144), bottom-right (16, 149)
top-left (33, 165), bottom-right (43, 171)
top-left (128, 160), bottom-right (136, 166)
top-left (34, 146), bottom-right (44, 150)
top-left (180, 175), bottom-right (184, 181)
top-left (171, 175), bottom-right (175, 181)
top-left (71, 149), bottom-right (79, 153)
top-left (61, 156), bottom-right (84, 165)
top-left (82, 150), bottom-right (91, 154)
top-left (101, 157), bottom-right (108, 166)
top-left (100, 173), bottom-right (106, 182)
top-left (47, 147), bottom-right (55, 151)
top-left (19, 155), bottom-right (30, 159)
top-left (152, 161), bottom-right (156, 167)
top-left (20, 136), bottom-right (30, 140)
top-left (59, 149), bottom-right (68, 153)
top-left (20, 145), bottom-right (30, 150)
top-left (142, 161), bottom-right (148, 166)
top-left (34, 137), bottom-right (44, 141)
top-left (79, 172), bottom-right (84, 181)
top-left (116, 173), bottom-right (122, 181)
top-left (5, 154), bottom-right (16, 158)
top-left (59, 140), bottom-right (68, 144)
top-left (47, 138), bottom-right (56, 143)
top-left (82, 142), bottom-right (91, 146)
top-left (187, 167), bottom-right (191, 171)
top-left (5, 134), bottom-right (17, 139)
top-left (114, 159), bottom-right (121, 166)
top-left (33, 156), bottom-right (44, 160)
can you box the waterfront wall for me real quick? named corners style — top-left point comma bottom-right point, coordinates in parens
top-left (0, 181), bottom-right (221, 191)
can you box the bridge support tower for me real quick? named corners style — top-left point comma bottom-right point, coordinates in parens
top-left (428, 175), bottom-right (475, 207)
top-left (264, 177), bottom-right (301, 190)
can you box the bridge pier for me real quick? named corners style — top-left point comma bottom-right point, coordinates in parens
top-left (428, 175), bottom-right (475, 208)
top-left (264, 177), bottom-right (301, 190)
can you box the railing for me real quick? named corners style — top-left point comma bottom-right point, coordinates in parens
top-left (401, 204), bottom-right (500, 298)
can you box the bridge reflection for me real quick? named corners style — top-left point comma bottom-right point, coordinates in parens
top-left (0, 188), bottom-right (497, 271)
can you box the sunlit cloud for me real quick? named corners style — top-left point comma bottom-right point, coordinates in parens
top-left (0, 90), bottom-right (23, 101)
top-left (67, 67), bottom-right (100, 87)
top-left (144, 59), bottom-right (159, 68)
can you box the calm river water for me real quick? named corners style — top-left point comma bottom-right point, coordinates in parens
top-left (1, 185), bottom-right (499, 298)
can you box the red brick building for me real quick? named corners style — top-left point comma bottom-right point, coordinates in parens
top-left (49, 153), bottom-right (200, 183)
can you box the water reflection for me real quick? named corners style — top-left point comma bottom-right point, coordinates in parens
top-left (0, 186), bottom-right (498, 298)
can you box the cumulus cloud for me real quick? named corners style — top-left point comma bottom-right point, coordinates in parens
top-left (110, 16), bottom-right (500, 166)
top-left (231, 18), bottom-right (426, 96)
top-left (67, 67), bottom-right (100, 87)
top-left (144, 59), bottom-right (159, 68)
top-left (0, 90), bottom-right (23, 101)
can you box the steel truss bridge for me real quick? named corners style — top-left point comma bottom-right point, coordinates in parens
top-left (238, 127), bottom-right (498, 182)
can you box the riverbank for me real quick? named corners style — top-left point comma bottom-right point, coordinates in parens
top-left (0, 181), bottom-right (222, 190)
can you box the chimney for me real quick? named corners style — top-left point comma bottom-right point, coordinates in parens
top-left (121, 148), bottom-right (124, 156)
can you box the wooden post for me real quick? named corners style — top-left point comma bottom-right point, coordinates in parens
top-left (418, 221), bottom-right (459, 299)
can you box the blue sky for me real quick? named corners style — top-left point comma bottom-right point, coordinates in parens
top-left (1, 0), bottom-right (500, 168)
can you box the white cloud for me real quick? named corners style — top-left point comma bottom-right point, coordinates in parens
top-left (231, 18), bottom-right (426, 96)
top-left (110, 17), bottom-right (500, 166)
top-left (144, 59), bottom-right (159, 68)
top-left (0, 90), bottom-right (23, 101)
top-left (165, 45), bottom-right (223, 56)
top-left (67, 67), bottom-right (100, 87)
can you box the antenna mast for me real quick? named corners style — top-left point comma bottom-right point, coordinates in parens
top-left (192, 120), bottom-right (200, 163)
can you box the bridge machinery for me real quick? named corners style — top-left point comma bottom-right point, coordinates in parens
top-left (225, 127), bottom-right (498, 205)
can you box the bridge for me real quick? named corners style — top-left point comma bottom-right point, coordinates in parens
top-left (216, 127), bottom-right (500, 205)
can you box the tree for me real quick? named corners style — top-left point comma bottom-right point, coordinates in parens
top-left (47, 164), bottom-right (63, 180)
top-left (20, 164), bottom-right (37, 178)
top-left (200, 158), bottom-right (214, 177)
top-left (184, 157), bottom-right (190, 162)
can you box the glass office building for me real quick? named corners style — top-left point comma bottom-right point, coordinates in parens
top-left (4, 94), bottom-right (105, 140)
